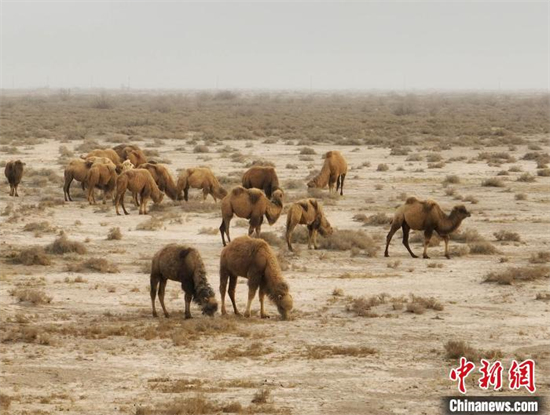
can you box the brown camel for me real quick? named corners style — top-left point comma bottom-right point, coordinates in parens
top-left (141, 162), bottom-right (181, 201)
top-left (63, 157), bottom-right (118, 201)
top-left (219, 186), bottom-right (284, 246)
top-left (85, 162), bottom-right (117, 205)
top-left (115, 169), bottom-right (164, 215)
top-left (150, 244), bottom-right (217, 319)
top-left (82, 149), bottom-right (123, 171)
top-left (220, 236), bottom-right (293, 320)
top-left (177, 167), bottom-right (227, 202)
top-left (307, 151), bottom-right (348, 195)
top-left (242, 166), bottom-right (280, 198)
top-left (112, 144), bottom-right (147, 167)
top-left (384, 197), bottom-right (471, 259)
top-left (286, 198), bottom-right (333, 251)
top-left (5, 160), bottom-right (25, 197)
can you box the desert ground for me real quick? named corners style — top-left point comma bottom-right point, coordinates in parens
top-left (0, 91), bottom-right (549, 415)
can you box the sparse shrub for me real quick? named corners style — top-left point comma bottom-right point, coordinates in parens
top-left (537, 168), bottom-right (550, 177)
top-left (303, 345), bottom-right (377, 359)
top-left (107, 227), bottom-right (122, 240)
top-left (360, 212), bottom-right (392, 226)
top-left (46, 234), bottom-right (87, 255)
top-left (9, 288), bottom-right (52, 304)
top-left (23, 221), bottom-right (55, 234)
top-left (258, 232), bottom-right (284, 248)
top-left (426, 153), bottom-right (443, 163)
top-left (468, 242), bottom-right (500, 255)
top-left (332, 288), bottom-right (344, 296)
top-left (346, 294), bottom-right (388, 317)
top-left (198, 227), bottom-right (218, 235)
top-left (377, 163), bottom-right (389, 172)
top-left (286, 163), bottom-right (298, 170)
top-left (445, 340), bottom-right (479, 361)
top-left (443, 175), bottom-right (460, 185)
top-left (91, 93), bottom-right (113, 110)
top-left (406, 295), bottom-right (444, 314)
top-left (481, 178), bottom-right (505, 187)
top-left (136, 217), bottom-right (164, 231)
top-left (319, 229), bottom-right (378, 256)
top-left (494, 230), bottom-right (521, 242)
top-left (517, 173), bottom-right (536, 182)
top-left (193, 145), bottom-right (209, 153)
top-left (484, 266), bottom-right (549, 285)
top-left (0, 393), bottom-right (12, 410)
top-left (67, 258), bottom-right (119, 273)
top-left (299, 147), bottom-right (316, 155)
top-left (406, 154), bottom-right (423, 162)
top-left (463, 195), bottom-right (479, 204)
top-left (16, 246), bottom-right (51, 265)
top-left (515, 193), bottom-right (527, 200)
top-left (529, 252), bottom-right (550, 264)
top-left (251, 388), bottom-right (271, 404)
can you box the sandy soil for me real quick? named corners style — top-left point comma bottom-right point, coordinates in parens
top-left (1, 136), bottom-right (549, 414)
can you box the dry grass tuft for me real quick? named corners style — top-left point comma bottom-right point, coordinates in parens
top-left (23, 221), bottom-right (56, 234)
top-left (0, 393), bottom-right (12, 410)
top-left (212, 342), bottom-right (274, 361)
top-left (493, 230), bottom-right (521, 242)
top-left (136, 217), bottom-right (164, 231)
top-left (107, 227), bottom-right (122, 240)
top-left (9, 288), bottom-right (52, 304)
top-left (377, 163), bottom-right (389, 172)
top-left (302, 345), bottom-right (377, 359)
top-left (251, 388), bottom-right (271, 404)
top-left (354, 212), bottom-right (392, 226)
top-left (484, 266), bottom-right (549, 285)
top-left (529, 252), bottom-right (550, 264)
top-left (318, 229), bottom-right (378, 256)
top-left (406, 295), bottom-right (444, 314)
top-left (15, 246), bottom-right (51, 265)
top-left (67, 257), bottom-right (120, 273)
top-left (481, 177), bottom-right (505, 187)
top-left (444, 340), bottom-right (502, 362)
top-left (46, 234), bottom-right (87, 255)
top-left (468, 242), bottom-right (500, 255)
top-left (517, 173), bottom-right (536, 183)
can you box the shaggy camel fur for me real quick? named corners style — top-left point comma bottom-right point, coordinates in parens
top-left (220, 236), bottom-right (293, 320)
top-left (219, 186), bottom-right (284, 246)
top-left (242, 166), bottom-right (280, 198)
top-left (385, 197), bottom-right (471, 259)
top-left (82, 149), bottom-right (123, 171)
top-left (286, 198), bottom-right (333, 251)
top-left (63, 157), bottom-right (119, 201)
top-left (177, 167), bottom-right (227, 202)
top-left (307, 151), bottom-right (348, 195)
top-left (150, 244), bottom-right (217, 319)
top-left (86, 162), bottom-right (117, 205)
top-left (141, 163), bottom-right (181, 201)
top-left (112, 145), bottom-right (147, 167)
top-left (5, 160), bottom-right (25, 197)
top-left (115, 169), bottom-right (164, 215)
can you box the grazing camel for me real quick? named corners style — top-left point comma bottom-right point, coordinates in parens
top-left (150, 244), bottom-right (217, 319)
top-left (286, 198), bottom-right (333, 251)
top-left (141, 162), bottom-right (181, 201)
top-left (220, 236), bottom-right (293, 320)
top-left (86, 162), bottom-right (117, 205)
top-left (5, 160), bottom-right (25, 197)
top-left (219, 186), bottom-right (284, 246)
top-left (81, 149), bottom-right (123, 169)
top-left (64, 157), bottom-right (126, 202)
top-left (112, 144), bottom-right (147, 167)
top-left (115, 169), bottom-right (164, 215)
top-left (384, 197), bottom-right (471, 259)
top-left (307, 151), bottom-right (348, 195)
top-left (242, 166), bottom-right (280, 198)
top-left (177, 167), bottom-right (227, 202)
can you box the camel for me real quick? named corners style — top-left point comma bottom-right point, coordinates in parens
top-left (5, 160), bottom-right (25, 197)
top-left (219, 186), bottom-right (284, 246)
top-left (242, 166), bottom-right (280, 198)
top-left (286, 198), bottom-right (333, 251)
top-left (141, 162), bottom-right (181, 201)
top-left (85, 162), bottom-right (118, 205)
top-left (219, 236), bottom-right (293, 320)
top-left (63, 157), bottom-right (125, 202)
top-left (177, 167), bottom-right (227, 202)
top-left (150, 244), bottom-right (217, 319)
top-left (112, 144), bottom-right (147, 167)
top-left (81, 149), bottom-right (123, 171)
top-left (307, 151), bottom-right (348, 195)
top-left (115, 169), bottom-right (164, 215)
top-left (384, 197), bottom-right (472, 259)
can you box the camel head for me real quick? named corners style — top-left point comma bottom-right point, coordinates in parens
top-left (154, 192), bottom-right (165, 204)
top-left (270, 189), bottom-right (284, 206)
top-left (317, 215), bottom-right (333, 237)
top-left (200, 295), bottom-right (218, 317)
top-left (276, 293), bottom-right (293, 320)
top-left (451, 205), bottom-right (471, 221)
top-left (121, 160), bottom-right (134, 171)
top-left (214, 186), bottom-right (228, 200)
top-left (307, 179), bottom-right (316, 188)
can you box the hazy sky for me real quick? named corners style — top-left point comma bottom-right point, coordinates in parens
top-left (1, 2), bottom-right (548, 90)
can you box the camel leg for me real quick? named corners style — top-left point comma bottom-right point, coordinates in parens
top-left (141, 196), bottom-right (150, 215)
top-left (64, 177), bottom-right (72, 201)
top-left (150, 274), bottom-right (160, 317)
top-left (184, 292), bottom-right (193, 319)
top-left (244, 281), bottom-right (259, 318)
top-left (307, 225), bottom-right (314, 249)
top-left (115, 192), bottom-right (121, 215)
top-left (121, 191), bottom-right (130, 215)
top-left (184, 185), bottom-right (189, 202)
top-left (423, 230), bottom-right (433, 259)
top-left (14, 184), bottom-right (19, 197)
top-left (442, 235), bottom-right (451, 259)
top-left (384, 221), bottom-right (401, 257)
top-left (158, 279), bottom-right (169, 318)
top-left (9, 185), bottom-right (14, 197)
top-left (402, 223), bottom-right (418, 258)
top-left (286, 223), bottom-right (297, 251)
top-left (219, 218), bottom-right (231, 246)
top-left (312, 228), bottom-right (319, 249)
top-left (340, 174), bottom-right (346, 196)
top-left (220, 270), bottom-right (229, 315)
top-left (133, 193), bottom-right (140, 207)
top-left (259, 285), bottom-right (269, 319)
top-left (336, 175), bottom-right (341, 193)
top-left (228, 275), bottom-right (241, 316)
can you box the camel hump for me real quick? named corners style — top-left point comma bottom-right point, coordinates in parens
top-left (309, 199), bottom-right (318, 210)
top-left (405, 196), bottom-right (419, 205)
top-left (424, 199), bottom-right (438, 209)
top-left (298, 200), bottom-right (309, 212)
top-left (325, 151), bottom-right (334, 158)
top-left (248, 191), bottom-right (262, 204)
top-left (231, 186), bottom-right (246, 197)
